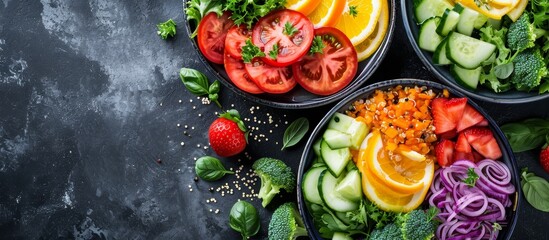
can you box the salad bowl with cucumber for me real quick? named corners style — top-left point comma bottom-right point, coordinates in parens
top-left (297, 79), bottom-right (520, 239)
top-left (402, 0), bottom-right (549, 103)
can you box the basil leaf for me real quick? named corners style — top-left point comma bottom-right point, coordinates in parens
top-left (180, 68), bottom-right (209, 95)
top-left (195, 156), bottom-right (234, 181)
top-left (501, 118), bottom-right (549, 152)
top-left (494, 63), bottom-right (514, 79)
top-left (229, 200), bottom-right (260, 240)
top-left (521, 170), bottom-right (549, 212)
top-left (282, 117), bottom-right (309, 150)
top-left (209, 80), bottom-right (220, 94)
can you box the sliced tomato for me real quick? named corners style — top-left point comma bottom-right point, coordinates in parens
top-left (225, 25), bottom-right (251, 59)
top-left (292, 27), bottom-right (358, 96)
top-left (224, 53), bottom-right (264, 94)
top-left (252, 9), bottom-right (314, 67)
top-left (197, 12), bottom-right (234, 64)
top-left (244, 58), bottom-right (296, 94)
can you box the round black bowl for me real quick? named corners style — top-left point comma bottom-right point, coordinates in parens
top-left (401, 0), bottom-right (549, 104)
top-left (297, 79), bottom-right (521, 239)
top-left (183, 1), bottom-right (397, 109)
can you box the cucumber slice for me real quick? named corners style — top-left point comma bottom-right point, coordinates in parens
top-left (450, 64), bottom-right (481, 90)
top-left (473, 14), bottom-right (488, 29)
top-left (313, 138), bottom-right (322, 157)
top-left (335, 169), bottom-right (362, 201)
top-left (327, 113), bottom-right (355, 132)
top-left (436, 9), bottom-right (460, 36)
top-left (332, 232), bottom-right (353, 240)
top-left (302, 167), bottom-right (326, 205)
top-left (419, 17), bottom-right (443, 52)
top-left (433, 37), bottom-right (451, 65)
top-left (323, 129), bottom-right (352, 149)
top-left (318, 170), bottom-right (359, 212)
top-left (320, 141), bottom-right (351, 177)
top-left (346, 120), bottom-right (369, 150)
top-left (414, 0), bottom-right (454, 23)
top-left (455, 5), bottom-right (479, 36)
top-left (446, 31), bottom-right (496, 69)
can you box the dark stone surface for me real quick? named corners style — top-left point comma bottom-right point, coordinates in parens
top-left (0, 0), bottom-right (547, 239)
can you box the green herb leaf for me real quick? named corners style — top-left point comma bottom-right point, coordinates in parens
top-left (521, 170), bottom-right (549, 212)
top-left (229, 200), bottom-right (260, 240)
top-left (209, 80), bottom-right (221, 94)
top-left (494, 62), bottom-right (514, 79)
top-left (349, 5), bottom-right (358, 17)
top-left (283, 22), bottom-right (298, 36)
top-left (269, 43), bottom-right (279, 60)
top-left (501, 118), bottom-right (549, 152)
top-left (157, 19), bottom-right (177, 40)
top-left (241, 39), bottom-right (265, 63)
top-left (179, 68), bottom-right (210, 95)
top-left (223, 0), bottom-right (286, 28)
top-left (282, 117), bottom-right (309, 150)
top-left (195, 156), bottom-right (234, 181)
top-left (309, 36), bottom-right (325, 55)
top-left (463, 168), bottom-right (479, 187)
top-left (220, 109), bottom-right (248, 132)
top-left (185, 0), bottom-right (224, 38)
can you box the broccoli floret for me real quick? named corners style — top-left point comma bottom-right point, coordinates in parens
top-left (369, 223), bottom-right (403, 240)
top-left (396, 208), bottom-right (438, 240)
top-left (510, 48), bottom-right (548, 91)
top-left (507, 14), bottom-right (536, 52)
top-left (252, 157), bottom-right (296, 207)
top-left (268, 202), bottom-right (308, 240)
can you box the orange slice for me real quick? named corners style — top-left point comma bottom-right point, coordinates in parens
top-left (355, 0), bottom-right (389, 61)
top-left (333, 0), bottom-right (383, 46)
top-left (307, 0), bottom-right (346, 27)
top-left (285, 0), bottom-right (322, 16)
top-left (456, 0), bottom-right (519, 19)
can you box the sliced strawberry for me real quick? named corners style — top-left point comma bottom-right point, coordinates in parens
top-left (435, 139), bottom-right (455, 167)
top-left (454, 151), bottom-right (475, 162)
top-left (463, 127), bottom-right (502, 160)
top-left (456, 104), bottom-right (486, 132)
top-left (540, 146), bottom-right (549, 174)
top-left (473, 150), bottom-right (485, 162)
top-left (477, 118), bottom-right (489, 127)
top-left (445, 98), bottom-right (467, 124)
top-left (431, 98), bottom-right (456, 136)
top-left (455, 132), bottom-right (472, 153)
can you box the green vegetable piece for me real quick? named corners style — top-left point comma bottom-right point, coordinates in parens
top-left (229, 200), bottom-right (260, 240)
top-left (241, 39), bottom-right (266, 63)
top-left (349, 5), bottom-right (358, 17)
top-left (179, 68), bottom-right (222, 108)
top-left (223, 0), bottom-right (286, 28)
top-left (268, 202), bottom-right (308, 240)
top-left (185, 0), bottom-right (224, 38)
top-left (252, 157), bottom-right (296, 207)
top-left (281, 117), bottom-right (309, 150)
top-left (157, 19), bottom-right (177, 40)
top-left (493, 62), bottom-right (514, 79)
top-left (283, 22), bottom-right (298, 36)
top-left (195, 156), bottom-right (234, 181)
top-left (463, 167), bottom-right (479, 187)
top-left (501, 118), bottom-right (549, 153)
top-left (269, 43), bottom-right (279, 60)
top-left (510, 48), bottom-right (548, 91)
top-left (397, 207), bottom-right (438, 240)
top-left (507, 14), bottom-right (536, 52)
top-left (369, 223), bottom-right (403, 240)
top-left (309, 36), bottom-right (325, 55)
top-left (521, 169), bottom-right (549, 212)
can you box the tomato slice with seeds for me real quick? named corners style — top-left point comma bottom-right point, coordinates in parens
top-left (252, 9), bottom-right (314, 67)
top-left (224, 25), bottom-right (252, 59)
top-left (224, 53), bottom-right (264, 94)
top-left (292, 27), bottom-right (358, 96)
top-left (197, 12), bottom-right (234, 64)
top-left (245, 58), bottom-right (296, 94)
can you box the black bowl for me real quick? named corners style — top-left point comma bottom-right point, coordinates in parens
top-left (183, 1), bottom-right (397, 109)
top-left (401, 0), bottom-right (549, 104)
top-left (296, 79), bottom-right (521, 239)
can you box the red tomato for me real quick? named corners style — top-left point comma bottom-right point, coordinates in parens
top-left (197, 12), bottom-right (234, 64)
top-left (224, 25), bottom-right (252, 58)
top-left (292, 27), bottom-right (358, 96)
top-left (252, 9), bottom-right (314, 67)
top-left (245, 58), bottom-right (296, 94)
top-left (224, 53), bottom-right (264, 94)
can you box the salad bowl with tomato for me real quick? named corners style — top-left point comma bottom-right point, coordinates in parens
top-left (184, 0), bottom-right (396, 109)
top-left (297, 79), bottom-right (521, 239)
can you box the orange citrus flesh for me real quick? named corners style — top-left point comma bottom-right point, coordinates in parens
top-left (333, 0), bottom-right (382, 46)
top-left (285, 0), bottom-right (322, 16)
top-left (355, 0), bottom-right (389, 61)
top-left (454, 0), bottom-right (520, 19)
top-left (307, 0), bottom-right (347, 27)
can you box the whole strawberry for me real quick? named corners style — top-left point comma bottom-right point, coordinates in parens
top-left (209, 109), bottom-right (248, 157)
top-left (540, 145), bottom-right (549, 174)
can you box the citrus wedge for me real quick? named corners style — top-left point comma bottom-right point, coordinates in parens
top-left (285, 0), bottom-right (322, 16)
top-left (456, 0), bottom-right (519, 19)
top-left (334, 0), bottom-right (383, 46)
top-left (355, 0), bottom-right (389, 61)
top-left (307, 0), bottom-right (346, 27)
